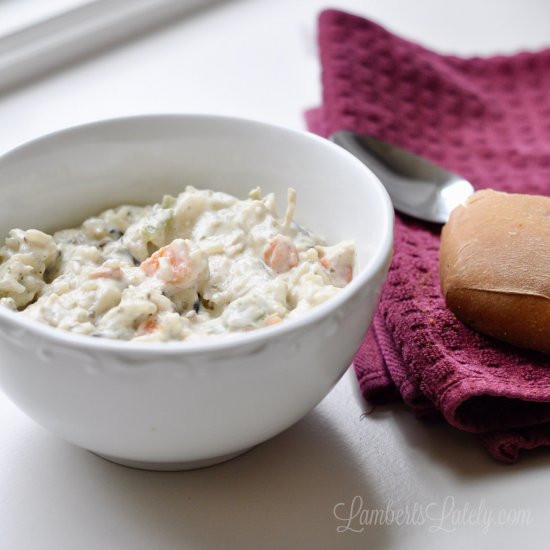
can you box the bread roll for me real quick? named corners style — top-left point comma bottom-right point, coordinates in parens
top-left (439, 189), bottom-right (550, 354)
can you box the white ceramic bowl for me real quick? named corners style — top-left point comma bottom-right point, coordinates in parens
top-left (0, 115), bottom-right (393, 470)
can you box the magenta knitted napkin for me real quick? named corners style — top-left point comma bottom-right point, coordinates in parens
top-left (307, 9), bottom-right (550, 463)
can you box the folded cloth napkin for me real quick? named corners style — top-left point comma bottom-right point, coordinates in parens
top-left (306, 9), bottom-right (550, 463)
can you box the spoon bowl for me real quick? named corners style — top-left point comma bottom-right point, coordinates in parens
top-left (330, 131), bottom-right (474, 223)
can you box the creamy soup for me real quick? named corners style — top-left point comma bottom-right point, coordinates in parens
top-left (0, 187), bottom-right (355, 342)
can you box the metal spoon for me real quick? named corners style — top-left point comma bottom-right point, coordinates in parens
top-left (330, 131), bottom-right (474, 224)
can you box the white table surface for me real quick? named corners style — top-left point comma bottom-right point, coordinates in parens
top-left (1, 1), bottom-right (549, 548)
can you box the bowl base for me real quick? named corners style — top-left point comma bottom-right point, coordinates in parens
top-left (94, 447), bottom-right (252, 471)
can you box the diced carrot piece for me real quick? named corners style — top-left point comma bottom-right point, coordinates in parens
top-left (263, 235), bottom-right (298, 273)
top-left (141, 240), bottom-right (192, 283)
top-left (89, 267), bottom-right (122, 280)
top-left (320, 254), bottom-right (353, 287)
top-left (265, 314), bottom-right (282, 326)
top-left (136, 316), bottom-right (158, 335)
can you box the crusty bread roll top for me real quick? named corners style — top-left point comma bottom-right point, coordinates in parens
top-left (439, 189), bottom-right (550, 354)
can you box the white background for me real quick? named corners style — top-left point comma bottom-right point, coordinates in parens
top-left (0, 1), bottom-right (549, 548)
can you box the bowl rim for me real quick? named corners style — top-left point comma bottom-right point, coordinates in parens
top-left (0, 113), bottom-right (394, 355)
